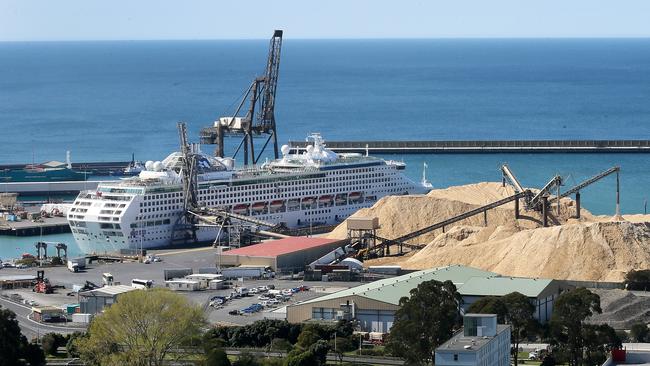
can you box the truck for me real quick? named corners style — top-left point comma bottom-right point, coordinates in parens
top-left (220, 266), bottom-right (273, 279)
top-left (67, 257), bottom-right (86, 273)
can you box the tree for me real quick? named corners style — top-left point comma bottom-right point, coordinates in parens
top-left (630, 323), bottom-right (649, 342)
top-left (503, 292), bottom-right (537, 366)
top-left (204, 348), bottom-right (231, 366)
top-left (0, 305), bottom-right (45, 366)
top-left (467, 296), bottom-right (508, 323)
top-left (285, 349), bottom-right (316, 366)
top-left (550, 288), bottom-right (602, 366)
top-left (76, 289), bottom-right (205, 366)
top-left (582, 324), bottom-right (621, 366)
top-left (232, 352), bottom-right (260, 366)
top-left (66, 331), bottom-right (85, 357)
top-left (624, 270), bottom-right (650, 291)
top-left (386, 279), bottom-right (462, 366)
top-left (41, 332), bottom-right (66, 356)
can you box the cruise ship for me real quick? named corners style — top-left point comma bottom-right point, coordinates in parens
top-left (67, 134), bottom-right (431, 253)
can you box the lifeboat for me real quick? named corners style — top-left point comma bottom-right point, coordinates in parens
top-left (335, 194), bottom-right (347, 205)
top-left (302, 197), bottom-right (315, 205)
top-left (270, 200), bottom-right (285, 209)
top-left (252, 202), bottom-right (267, 212)
top-left (348, 192), bottom-right (362, 201)
top-left (232, 204), bottom-right (249, 215)
top-left (287, 199), bottom-right (300, 208)
top-left (319, 195), bottom-right (333, 203)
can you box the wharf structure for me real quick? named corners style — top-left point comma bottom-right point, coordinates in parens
top-left (289, 139), bottom-right (650, 154)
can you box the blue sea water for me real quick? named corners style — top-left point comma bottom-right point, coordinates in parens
top-left (1, 39), bottom-right (650, 258)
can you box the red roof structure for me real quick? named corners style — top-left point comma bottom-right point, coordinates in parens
top-left (222, 236), bottom-right (340, 258)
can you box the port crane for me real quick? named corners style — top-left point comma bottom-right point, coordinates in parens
top-left (172, 122), bottom-right (200, 244)
top-left (200, 30), bottom-right (283, 165)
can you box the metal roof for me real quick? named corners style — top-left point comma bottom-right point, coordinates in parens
top-left (437, 325), bottom-right (510, 352)
top-left (458, 276), bottom-right (554, 298)
top-left (222, 236), bottom-right (341, 257)
top-left (81, 285), bottom-right (137, 297)
top-left (295, 265), bottom-right (556, 307)
top-left (297, 265), bottom-right (498, 306)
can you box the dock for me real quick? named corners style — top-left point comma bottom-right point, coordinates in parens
top-left (0, 180), bottom-right (102, 196)
top-left (0, 216), bottom-right (70, 236)
top-left (288, 139), bottom-right (650, 154)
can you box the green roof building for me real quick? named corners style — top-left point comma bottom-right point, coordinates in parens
top-left (286, 265), bottom-right (566, 332)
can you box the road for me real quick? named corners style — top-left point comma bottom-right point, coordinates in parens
top-left (0, 296), bottom-right (86, 339)
top-left (224, 348), bottom-right (405, 365)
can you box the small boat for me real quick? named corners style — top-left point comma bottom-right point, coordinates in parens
top-left (252, 202), bottom-right (267, 212)
top-left (232, 204), bottom-right (249, 215)
top-left (319, 195), bottom-right (333, 203)
top-left (270, 200), bottom-right (285, 209)
top-left (349, 192), bottom-right (362, 201)
top-left (302, 197), bottom-right (315, 205)
top-left (335, 193), bottom-right (347, 205)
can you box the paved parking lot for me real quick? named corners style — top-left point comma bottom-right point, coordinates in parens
top-left (0, 246), bottom-right (361, 327)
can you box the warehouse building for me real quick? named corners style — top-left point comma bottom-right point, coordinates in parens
top-left (217, 236), bottom-right (346, 273)
top-left (286, 265), bottom-right (566, 332)
top-left (458, 276), bottom-right (562, 323)
top-left (79, 285), bottom-right (138, 314)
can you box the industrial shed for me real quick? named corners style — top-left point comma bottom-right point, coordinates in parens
top-left (218, 236), bottom-right (346, 273)
top-left (79, 285), bottom-right (138, 314)
top-left (457, 276), bottom-right (564, 323)
top-left (287, 265), bottom-right (567, 332)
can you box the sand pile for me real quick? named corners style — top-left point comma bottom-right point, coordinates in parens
top-left (329, 182), bottom-right (650, 281)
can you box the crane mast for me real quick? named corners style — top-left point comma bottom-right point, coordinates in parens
top-left (200, 30), bottom-right (283, 165)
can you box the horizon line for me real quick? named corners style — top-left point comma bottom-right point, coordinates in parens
top-left (2, 35), bottom-right (650, 43)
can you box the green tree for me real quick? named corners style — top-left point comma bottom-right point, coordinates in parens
top-left (582, 324), bottom-right (621, 366)
top-left (0, 305), bottom-right (46, 366)
top-left (386, 279), bottom-right (462, 366)
top-left (467, 296), bottom-right (508, 323)
top-left (232, 352), bottom-right (260, 366)
top-left (41, 332), bottom-right (66, 356)
top-left (550, 288), bottom-right (602, 366)
top-left (624, 270), bottom-right (650, 291)
top-left (66, 331), bottom-right (85, 357)
top-left (296, 325), bottom-right (321, 349)
top-left (76, 289), bottom-right (205, 366)
top-left (503, 292), bottom-right (537, 366)
top-left (284, 349), bottom-right (316, 366)
top-left (204, 348), bottom-right (231, 366)
top-left (630, 323), bottom-right (649, 342)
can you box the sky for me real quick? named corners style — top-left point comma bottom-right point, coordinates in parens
top-left (1, 0), bottom-right (650, 41)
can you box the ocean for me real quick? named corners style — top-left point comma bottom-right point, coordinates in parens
top-left (1, 38), bottom-right (650, 259)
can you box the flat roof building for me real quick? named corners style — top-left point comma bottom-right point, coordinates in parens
top-left (79, 285), bottom-right (138, 314)
top-left (436, 314), bottom-right (511, 366)
top-left (287, 265), bottom-right (566, 332)
top-left (218, 236), bottom-right (345, 273)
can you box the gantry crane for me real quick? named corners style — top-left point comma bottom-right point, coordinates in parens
top-left (200, 30), bottom-right (283, 165)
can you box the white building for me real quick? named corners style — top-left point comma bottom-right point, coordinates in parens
top-left (435, 314), bottom-right (511, 366)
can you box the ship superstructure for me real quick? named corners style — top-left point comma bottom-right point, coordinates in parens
top-left (67, 134), bottom-right (430, 253)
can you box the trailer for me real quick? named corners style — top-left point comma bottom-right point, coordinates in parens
top-left (220, 266), bottom-right (272, 279)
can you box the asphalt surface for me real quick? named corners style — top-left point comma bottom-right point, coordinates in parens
top-left (1, 245), bottom-right (361, 336)
top-left (0, 296), bottom-right (84, 340)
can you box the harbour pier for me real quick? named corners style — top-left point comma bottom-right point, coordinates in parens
top-left (288, 139), bottom-right (650, 154)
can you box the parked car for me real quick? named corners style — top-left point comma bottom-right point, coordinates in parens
top-left (281, 289), bottom-right (293, 296)
top-left (229, 310), bottom-right (240, 316)
top-left (258, 295), bottom-right (270, 301)
top-left (267, 298), bottom-right (280, 305)
top-left (257, 285), bottom-right (269, 292)
top-left (249, 287), bottom-right (259, 294)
